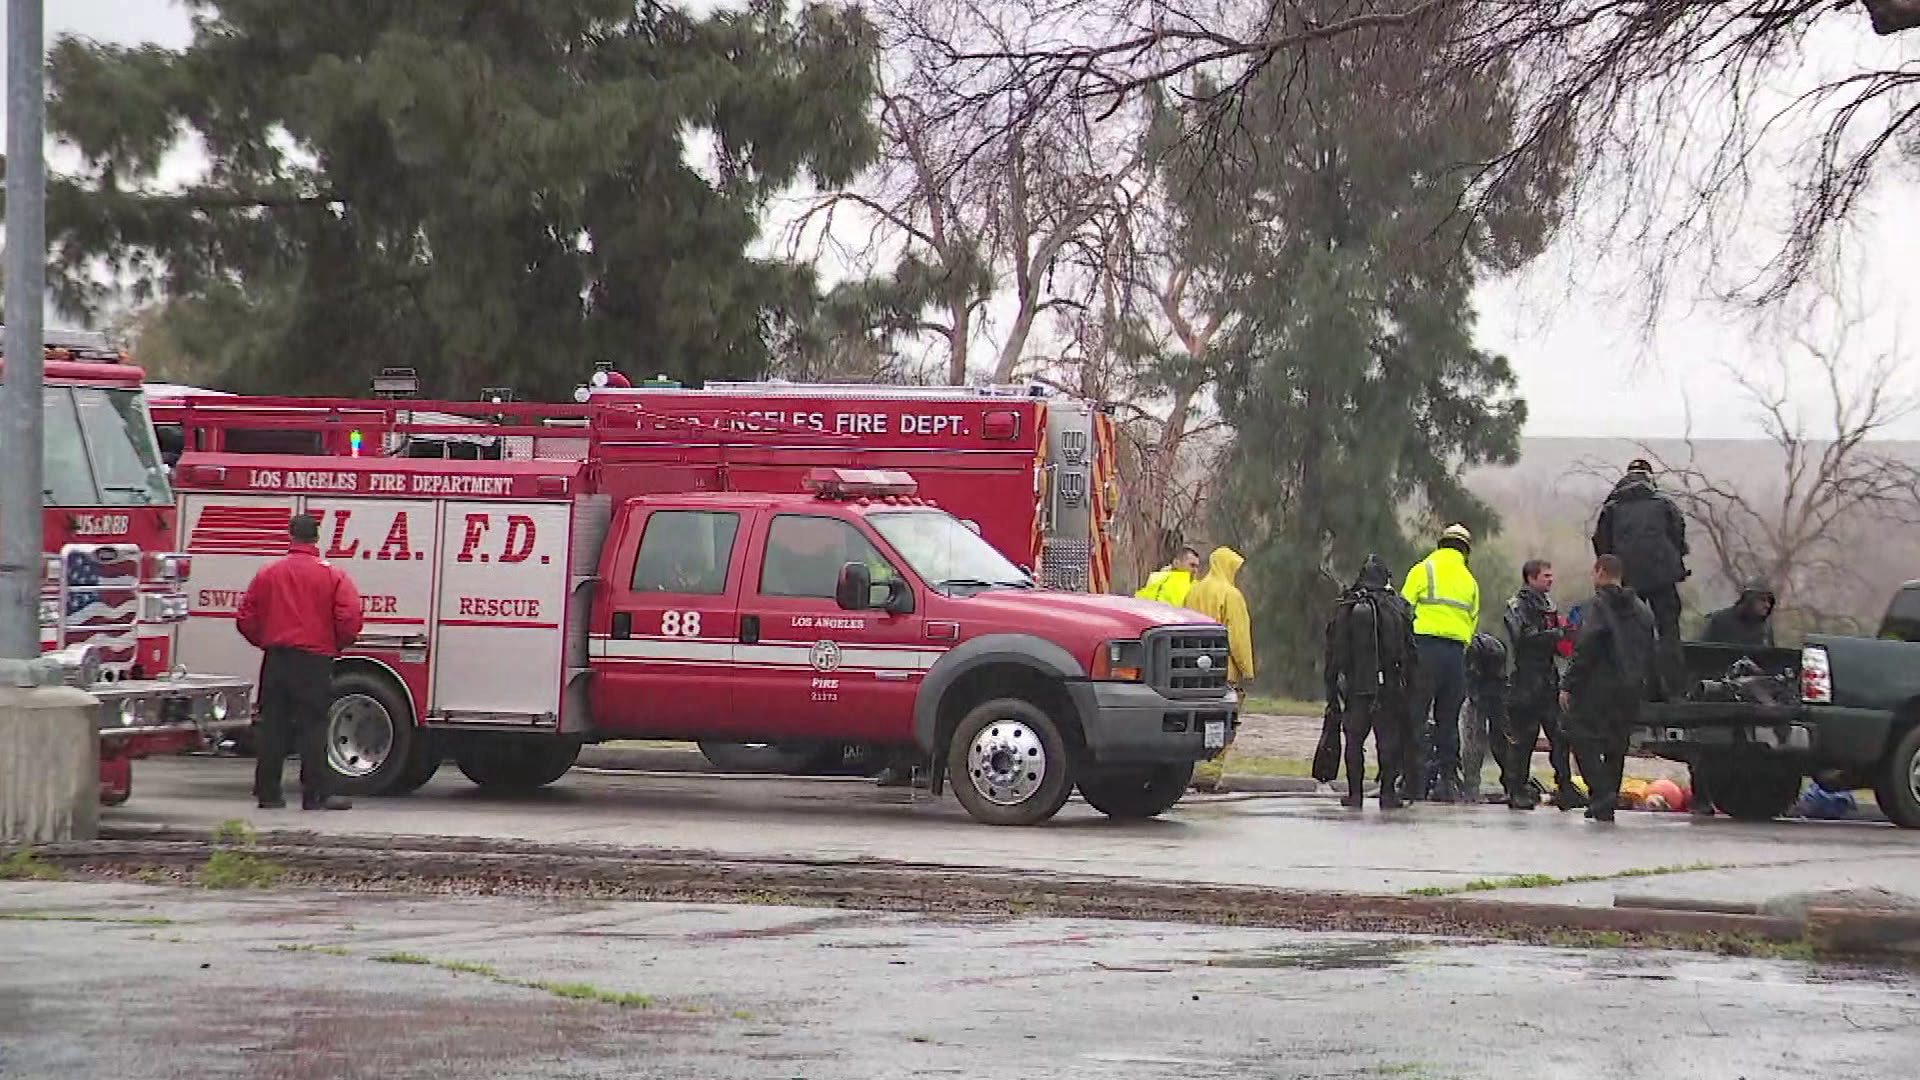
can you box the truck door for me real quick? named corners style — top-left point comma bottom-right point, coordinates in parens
top-left (590, 507), bottom-right (749, 735)
top-left (738, 513), bottom-right (923, 742)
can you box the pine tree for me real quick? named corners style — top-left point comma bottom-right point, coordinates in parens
top-left (1176, 9), bottom-right (1561, 691)
top-left (43, 0), bottom-right (878, 398)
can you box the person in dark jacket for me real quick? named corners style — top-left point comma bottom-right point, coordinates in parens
top-left (238, 514), bottom-right (365, 811)
top-left (1459, 633), bottom-right (1511, 802)
top-left (1502, 560), bottom-right (1583, 811)
top-left (1592, 459), bottom-right (1688, 695)
top-left (1687, 578), bottom-right (1779, 816)
top-left (1703, 579), bottom-right (1776, 649)
top-left (1323, 555), bottom-right (1418, 809)
top-left (1559, 555), bottom-right (1657, 823)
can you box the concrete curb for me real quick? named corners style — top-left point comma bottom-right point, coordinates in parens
top-left (19, 824), bottom-right (1901, 957)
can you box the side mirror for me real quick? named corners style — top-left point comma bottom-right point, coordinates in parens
top-left (835, 562), bottom-right (873, 611)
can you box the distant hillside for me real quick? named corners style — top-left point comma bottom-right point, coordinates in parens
top-left (1467, 437), bottom-right (1920, 633)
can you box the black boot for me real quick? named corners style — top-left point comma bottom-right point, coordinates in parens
top-left (1378, 771), bottom-right (1405, 809)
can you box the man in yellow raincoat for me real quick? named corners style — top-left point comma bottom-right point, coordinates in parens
top-left (1184, 547), bottom-right (1255, 689)
top-left (1136, 546), bottom-right (1203, 606)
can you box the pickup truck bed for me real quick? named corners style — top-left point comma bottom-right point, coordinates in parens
top-left (1630, 639), bottom-right (1920, 826)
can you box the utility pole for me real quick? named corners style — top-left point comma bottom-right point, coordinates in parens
top-left (1, 0), bottom-right (46, 660)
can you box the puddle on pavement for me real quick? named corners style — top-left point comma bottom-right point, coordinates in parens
top-left (1205, 939), bottom-right (1425, 970)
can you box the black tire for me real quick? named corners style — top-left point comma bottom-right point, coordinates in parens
top-left (946, 697), bottom-right (1075, 826)
top-left (696, 740), bottom-right (845, 775)
top-left (1078, 763), bottom-right (1195, 820)
top-left (386, 735), bottom-right (443, 797)
top-left (1703, 760), bottom-right (1804, 822)
top-left (324, 669), bottom-right (416, 797)
top-left (456, 736), bottom-right (582, 792)
top-left (1873, 726), bottom-right (1920, 829)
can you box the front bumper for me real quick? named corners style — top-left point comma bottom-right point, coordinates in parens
top-left (92, 675), bottom-right (254, 743)
top-left (1069, 681), bottom-right (1240, 766)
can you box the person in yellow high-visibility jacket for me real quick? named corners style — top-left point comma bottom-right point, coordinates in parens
top-left (1400, 523), bottom-right (1480, 804)
top-left (1184, 547), bottom-right (1255, 688)
top-left (1135, 546), bottom-right (1202, 607)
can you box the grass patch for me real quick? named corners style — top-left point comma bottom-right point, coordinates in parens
top-left (372, 951), bottom-right (432, 966)
top-left (0, 849), bottom-right (64, 882)
top-left (530, 980), bottom-right (654, 1009)
top-left (211, 819), bottom-right (258, 846)
top-left (1408, 862), bottom-right (1723, 897)
top-left (197, 850), bottom-right (286, 890)
top-left (277, 944), bottom-right (351, 957)
top-left (435, 959), bottom-right (500, 978)
top-left (1241, 696), bottom-right (1325, 717)
top-left (0, 910), bottom-right (173, 925)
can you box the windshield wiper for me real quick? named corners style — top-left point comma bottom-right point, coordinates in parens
top-left (102, 485), bottom-right (155, 504)
top-left (938, 576), bottom-right (1035, 592)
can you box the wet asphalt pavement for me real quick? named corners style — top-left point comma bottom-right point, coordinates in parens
top-left (111, 757), bottom-right (1920, 912)
top-left (4, 880), bottom-right (1919, 1080)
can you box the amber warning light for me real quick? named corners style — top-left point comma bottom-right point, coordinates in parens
top-left (804, 468), bottom-right (918, 499)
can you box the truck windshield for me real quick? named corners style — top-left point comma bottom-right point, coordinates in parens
top-left (0, 386), bottom-right (173, 507)
top-left (869, 511), bottom-right (1032, 592)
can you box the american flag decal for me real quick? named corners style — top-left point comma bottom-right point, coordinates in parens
top-left (61, 546), bottom-right (140, 673)
top-left (189, 505), bottom-right (294, 556)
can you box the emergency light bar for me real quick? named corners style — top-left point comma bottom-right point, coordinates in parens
top-left (804, 468), bottom-right (918, 499)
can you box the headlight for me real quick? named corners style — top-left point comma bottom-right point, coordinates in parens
top-left (118, 700), bottom-right (139, 727)
top-left (211, 694), bottom-right (230, 723)
top-left (1092, 639), bottom-right (1145, 682)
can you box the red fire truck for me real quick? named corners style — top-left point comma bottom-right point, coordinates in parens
top-left (152, 382), bottom-right (1124, 774)
top-left (162, 396), bottom-right (1231, 825)
top-left (0, 329), bottom-right (251, 803)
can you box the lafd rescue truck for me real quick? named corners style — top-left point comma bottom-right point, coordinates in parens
top-left (152, 382), bottom-right (1125, 776)
top-left (167, 400), bottom-right (1232, 825)
top-left (0, 329), bottom-right (251, 803)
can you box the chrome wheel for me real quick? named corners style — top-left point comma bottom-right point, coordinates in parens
top-left (967, 718), bottom-right (1047, 806)
top-left (327, 693), bottom-right (395, 779)
top-left (1909, 751), bottom-right (1920, 805)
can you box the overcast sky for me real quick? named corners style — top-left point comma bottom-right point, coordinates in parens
top-left (10, 0), bottom-right (1918, 440)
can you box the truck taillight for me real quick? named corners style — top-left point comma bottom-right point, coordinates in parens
top-left (1800, 645), bottom-right (1832, 704)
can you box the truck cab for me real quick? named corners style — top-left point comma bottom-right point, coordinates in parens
top-left (1, 331), bottom-right (252, 803)
top-left (590, 469), bottom-right (1236, 824)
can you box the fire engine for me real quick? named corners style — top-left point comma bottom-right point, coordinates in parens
top-left (0, 329), bottom-right (251, 804)
top-left (163, 395), bottom-right (1231, 825)
top-left (152, 381), bottom-right (1123, 775)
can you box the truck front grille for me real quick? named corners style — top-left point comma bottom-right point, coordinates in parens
top-left (1147, 628), bottom-right (1231, 697)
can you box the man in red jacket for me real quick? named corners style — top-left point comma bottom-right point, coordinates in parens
top-left (238, 514), bottom-right (365, 810)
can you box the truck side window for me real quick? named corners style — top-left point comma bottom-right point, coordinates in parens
top-left (760, 515), bottom-right (897, 599)
top-left (631, 510), bottom-right (740, 595)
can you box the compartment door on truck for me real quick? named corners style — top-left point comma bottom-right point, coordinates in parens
top-left (432, 501), bottom-right (571, 721)
top-left (737, 513), bottom-right (925, 742)
top-left (301, 497), bottom-right (439, 697)
top-left (590, 507), bottom-right (749, 734)
top-left (178, 494), bottom-right (300, 682)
